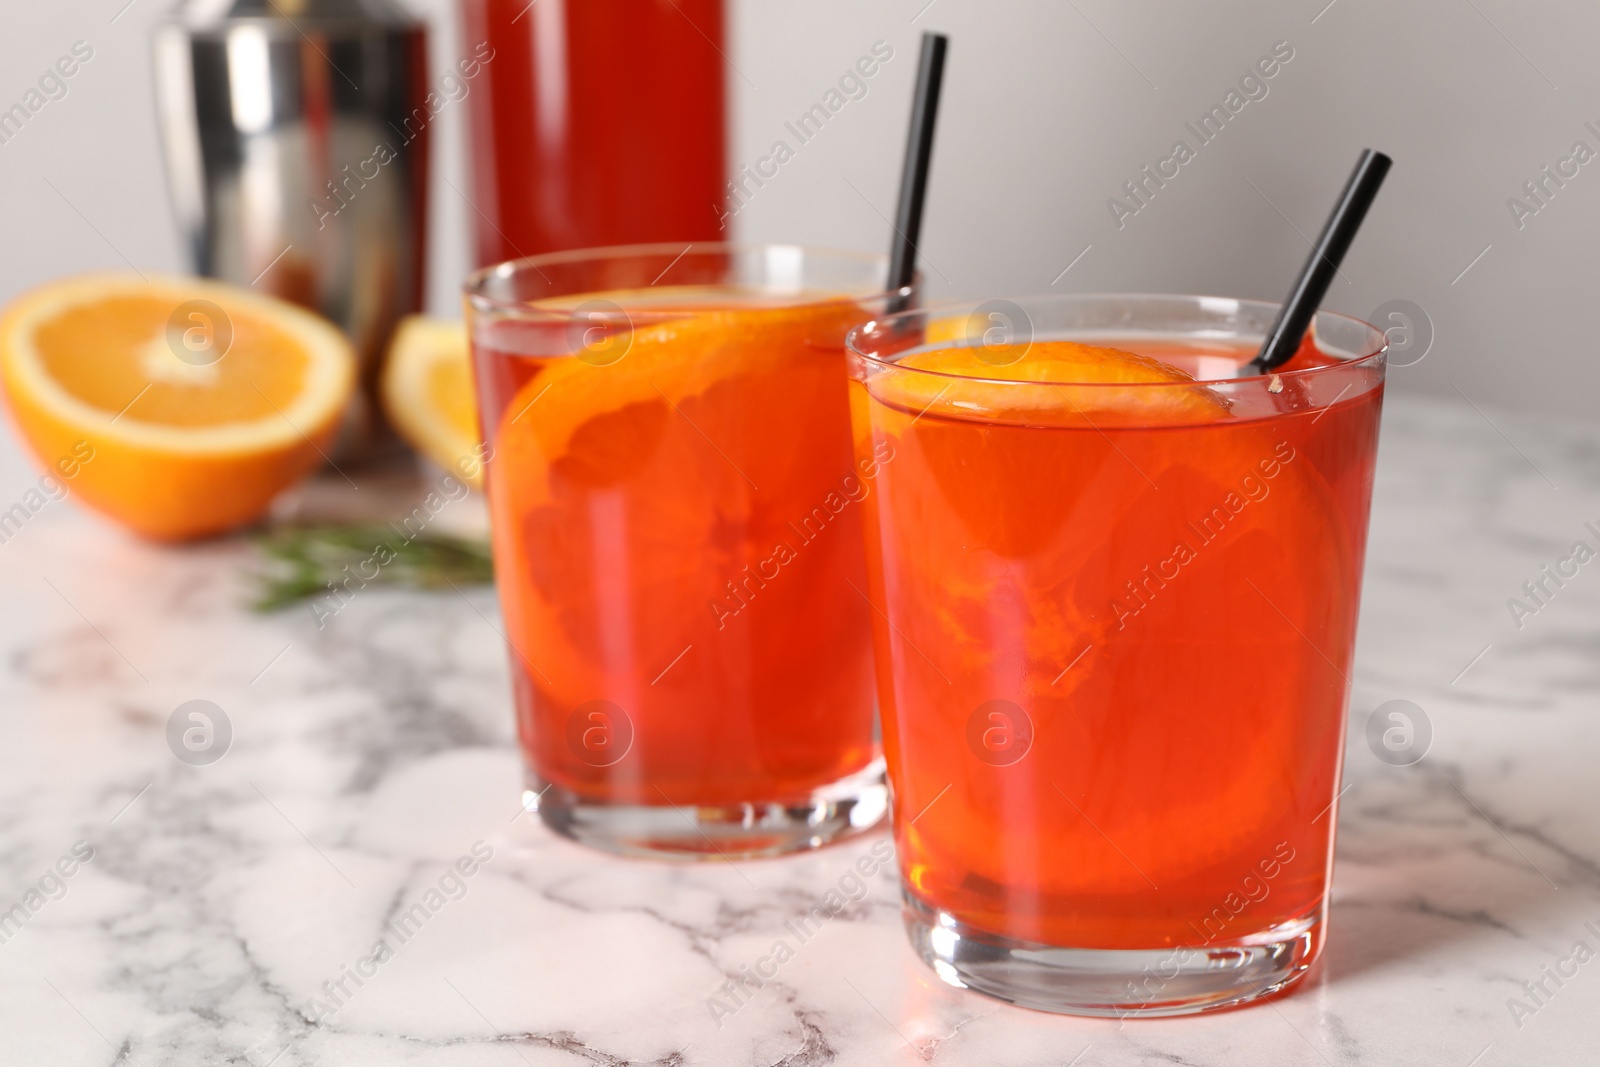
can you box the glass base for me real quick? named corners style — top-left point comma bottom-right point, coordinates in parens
top-left (903, 890), bottom-right (1320, 1017)
top-left (523, 758), bottom-right (888, 860)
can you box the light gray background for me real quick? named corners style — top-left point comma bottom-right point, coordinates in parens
top-left (0, 0), bottom-right (1591, 417)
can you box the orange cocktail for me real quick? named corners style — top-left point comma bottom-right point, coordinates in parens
top-left (846, 294), bottom-right (1386, 1015)
top-left (466, 245), bottom-right (900, 858)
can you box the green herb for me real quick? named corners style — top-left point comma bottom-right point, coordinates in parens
top-left (250, 523), bottom-right (494, 611)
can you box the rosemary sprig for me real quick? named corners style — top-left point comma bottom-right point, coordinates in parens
top-left (250, 523), bottom-right (494, 611)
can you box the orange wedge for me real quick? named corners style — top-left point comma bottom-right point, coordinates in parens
top-left (868, 339), bottom-right (1226, 426)
top-left (0, 273), bottom-right (355, 540)
top-left (380, 315), bottom-right (487, 487)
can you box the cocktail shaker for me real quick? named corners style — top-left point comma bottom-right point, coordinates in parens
top-left (153, 0), bottom-right (430, 456)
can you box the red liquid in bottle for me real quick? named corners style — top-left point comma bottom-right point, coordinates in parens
top-left (459, 0), bottom-right (728, 265)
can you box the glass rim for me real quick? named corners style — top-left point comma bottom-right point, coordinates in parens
top-left (846, 292), bottom-right (1389, 388)
top-left (463, 241), bottom-right (905, 317)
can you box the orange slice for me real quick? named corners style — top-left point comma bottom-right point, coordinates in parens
top-left (380, 315), bottom-right (487, 487)
top-left (507, 312), bottom-right (741, 472)
top-left (487, 295), bottom-right (867, 706)
top-left (868, 339), bottom-right (1226, 426)
top-left (0, 273), bottom-right (355, 540)
top-left (502, 293), bottom-right (865, 468)
top-left (851, 341), bottom-right (1351, 898)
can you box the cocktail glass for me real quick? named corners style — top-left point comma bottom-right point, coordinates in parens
top-left (845, 293), bottom-right (1386, 1014)
top-left (466, 243), bottom-right (909, 858)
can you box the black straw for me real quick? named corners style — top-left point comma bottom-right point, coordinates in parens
top-left (1249, 149), bottom-right (1392, 374)
top-left (887, 33), bottom-right (948, 312)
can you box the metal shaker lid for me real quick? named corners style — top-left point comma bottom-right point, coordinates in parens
top-left (164, 0), bottom-right (422, 31)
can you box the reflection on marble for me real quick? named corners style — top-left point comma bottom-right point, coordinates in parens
top-left (0, 394), bottom-right (1596, 1066)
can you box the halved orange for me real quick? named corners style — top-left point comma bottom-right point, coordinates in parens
top-left (380, 315), bottom-right (486, 487)
top-left (0, 273), bottom-right (355, 540)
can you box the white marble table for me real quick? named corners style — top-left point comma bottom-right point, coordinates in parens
top-left (0, 394), bottom-right (1595, 1067)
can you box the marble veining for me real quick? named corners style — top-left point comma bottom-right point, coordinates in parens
top-left (0, 393), bottom-right (1596, 1066)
